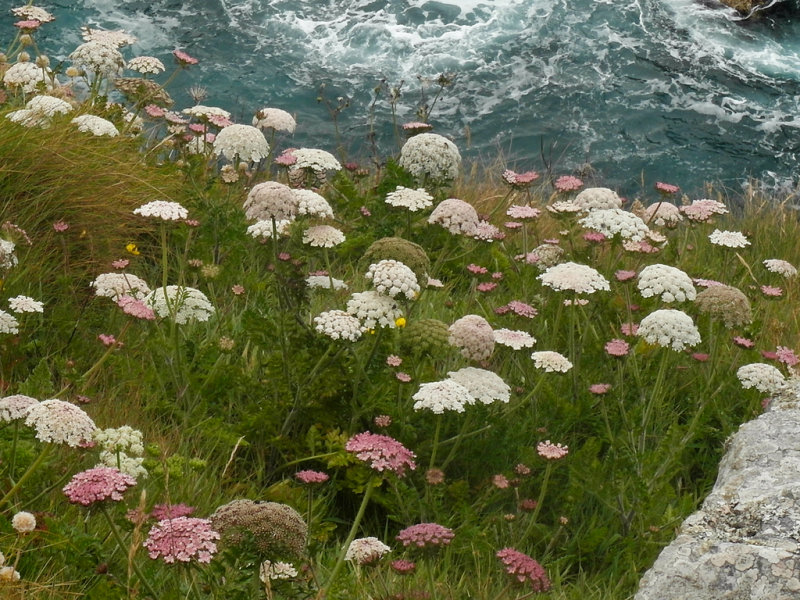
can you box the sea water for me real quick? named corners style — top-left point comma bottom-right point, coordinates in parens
top-left (7, 0), bottom-right (800, 196)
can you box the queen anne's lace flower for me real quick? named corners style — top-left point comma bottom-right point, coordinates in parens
top-left (345, 537), bottom-right (391, 565)
top-left (8, 295), bottom-right (44, 313)
top-left (247, 219), bottom-right (293, 239)
top-left (145, 286), bottom-right (215, 324)
top-left (81, 27), bottom-right (137, 47)
top-left (522, 244), bottom-right (565, 270)
top-left (385, 186), bottom-right (434, 212)
top-left (127, 56), bottom-right (165, 75)
top-left (680, 199), bottom-right (728, 222)
top-left (345, 431), bottom-right (417, 476)
top-left (69, 40), bottom-right (125, 75)
top-left (573, 187), bottom-right (623, 211)
top-left (637, 309), bottom-right (701, 351)
top-left (182, 105), bottom-right (231, 121)
top-left (91, 273), bottom-right (151, 300)
top-left (302, 225), bottom-right (345, 248)
top-left (253, 107), bottom-right (296, 133)
top-left (447, 367), bottom-right (510, 404)
top-left (493, 328), bottom-right (536, 350)
top-left (399, 133), bottom-right (461, 182)
top-left (0, 394), bottom-right (39, 422)
top-left (133, 200), bottom-right (188, 221)
top-left (506, 205), bottom-right (541, 219)
top-left (496, 548), bottom-right (550, 591)
top-left (531, 351), bottom-right (572, 373)
top-left (412, 379), bottom-right (474, 413)
top-left (307, 275), bottom-right (347, 290)
top-left (579, 209), bottom-right (649, 241)
top-left (396, 523), bottom-right (454, 548)
top-left (94, 425), bottom-right (144, 455)
top-left (71, 114), bottom-right (119, 137)
top-left (3, 61), bottom-right (52, 93)
top-left (213, 124), bottom-right (270, 163)
top-left (538, 262), bottom-right (610, 294)
top-left (244, 182), bottom-right (298, 221)
top-left (709, 229), bottom-right (750, 248)
top-left (63, 466), bottom-right (137, 505)
top-left (294, 190), bottom-right (334, 218)
top-left (449, 315), bottom-right (494, 361)
top-left (25, 399), bottom-right (97, 446)
top-left (291, 148), bottom-right (342, 172)
top-left (365, 260), bottom-right (419, 299)
top-left (537, 440), bottom-right (569, 460)
top-left (346, 291), bottom-right (403, 329)
top-left (21, 95), bottom-right (73, 123)
top-left (643, 202), bottom-right (682, 227)
top-left (637, 264), bottom-right (696, 303)
top-left (96, 451), bottom-right (147, 479)
top-left (428, 198), bottom-right (479, 236)
top-left (763, 259), bottom-right (797, 278)
top-left (695, 285), bottom-right (751, 328)
top-left (736, 363), bottom-right (786, 394)
top-left (12, 5), bottom-right (55, 22)
top-left (0, 310), bottom-right (20, 334)
top-left (260, 560), bottom-right (298, 581)
top-left (12, 511), bottom-right (36, 533)
top-left (143, 517), bottom-right (220, 564)
top-left (314, 310), bottom-right (363, 341)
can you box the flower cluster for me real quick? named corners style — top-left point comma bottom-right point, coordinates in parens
top-left (680, 199), bottom-right (728, 222)
top-left (447, 367), bottom-right (511, 404)
top-left (643, 202), bottom-right (683, 227)
top-left (345, 432), bottom-right (417, 477)
top-left (345, 537), bottom-right (391, 565)
top-left (523, 243), bottom-right (564, 270)
top-left (531, 351), bottom-right (573, 373)
top-left (210, 500), bottom-right (307, 557)
top-left (302, 225), bottom-right (345, 248)
top-left (306, 275), bottom-right (347, 290)
top-left (385, 186), bottom-right (434, 212)
top-left (8, 295), bottom-right (43, 313)
top-left (398, 133), bottom-right (461, 182)
top-left (11, 511), bottom-right (36, 533)
top-left (63, 466), bottom-right (137, 505)
top-left (538, 262), bottom-right (610, 294)
top-left (0, 310), bottom-right (20, 335)
top-left (259, 560), bottom-right (298, 581)
top-left (24, 399), bottom-right (96, 446)
top-left (346, 291), bottom-right (403, 329)
top-left (143, 517), bottom-right (220, 564)
top-left (0, 394), bottom-right (39, 422)
top-left (694, 285), bottom-right (752, 328)
top-left (428, 198), bottom-right (480, 236)
top-left (69, 40), bottom-right (125, 76)
top-left (213, 124), bottom-right (270, 163)
top-left (144, 286), bottom-right (215, 324)
top-left (252, 107), bottom-right (296, 133)
top-left (493, 328), bottom-right (536, 350)
top-left (412, 379), bottom-right (474, 414)
top-left (736, 363), bottom-right (786, 394)
top-left (396, 523), bottom-right (454, 548)
top-left (496, 548), bottom-right (551, 591)
top-left (295, 470), bottom-right (330, 484)
top-left (579, 208), bottom-right (649, 241)
top-left (314, 309), bottom-right (363, 341)
top-left (133, 200), bottom-right (188, 221)
top-left (295, 189), bottom-right (334, 218)
top-left (127, 56), bottom-right (165, 74)
top-left (71, 114), bottom-right (119, 137)
top-left (637, 309), bottom-right (701, 351)
top-left (91, 273), bottom-right (151, 301)
top-left (448, 314), bottom-right (495, 362)
top-left (637, 264), bottom-right (696, 303)
top-left (244, 181), bottom-right (298, 221)
top-left (537, 440), bottom-right (569, 460)
top-left (573, 187), bottom-right (623, 211)
top-left (291, 148), bottom-right (341, 172)
top-left (709, 229), bottom-right (750, 248)
top-left (763, 259), bottom-right (797, 278)
top-left (365, 260), bottom-right (419, 299)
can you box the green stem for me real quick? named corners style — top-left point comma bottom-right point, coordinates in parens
top-left (0, 443), bottom-right (53, 509)
top-left (100, 504), bottom-right (160, 600)
top-left (428, 416), bottom-right (443, 471)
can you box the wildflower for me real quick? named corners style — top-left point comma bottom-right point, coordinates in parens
top-left (397, 523), bottom-right (454, 548)
top-left (761, 285), bottom-right (783, 297)
top-left (467, 263), bottom-right (488, 275)
top-left (11, 511), bottom-right (36, 533)
top-left (643, 202), bottom-right (682, 227)
top-left (447, 367), bottom-right (510, 404)
top-left (680, 199), bottom-right (728, 222)
top-left (294, 189), bottom-right (334, 219)
top-left (477, 282), bottom-right (498, 292)
top-left (117, 295), bottom-right (156, 320)
top-left (125, 243), bottom-right (140, 255)
top-left (92, 273), bottom-right (151, 301)
top-left (396, 372), bottom-right (412, 382)
top-left (252, 107), bottom-right (296, 133)
top-left (537, 440), bottom-right (569, 460)
top-left (302, 225), bottom-right (346, 248)
top-left (399, 133), bottom-right (461, 182)
top-left (98, 334), bottom-right (117, 347)
top-left (531, 351), bottom-right (573, 373)
top-left (493, 474), bottom-right (510, 489)
top-left (144, 517), bottom-right (219, 564)
top-left (695, 285), bottom-right (752, 328)
top-left (474, 220), bottom-right (504, 241)
top-left (385, 186), bottom-right (434, 212)
top-left (497, 548), bottom-right (550, 591)
top-left (428, 198), bottom-right (480, 236)
top-left (144, 286), bottom-right (215, 324)
top-left (12, 5), bottom-right (55, 22)
top-left (211, 124), bottom-right (270, 163)
top-left (260, 560), bottom-right (298, 581)
top-left (763, 259), bottom-right (797, 278)
top-left (210, 500), bottom-right (306, 558)
top-left (495, 300), bottom-right (538, 318)
top-left (346, 291), bottom-right (403, 329)
top-left (733, 336), bottom-right (755, 348)
top-left (111, 259), bottom-right (129, 269)
top-left (776, 346), bottom-right (799, 367)
top-left (69, 40), bottom-right (125, 76)
top-left (590, 383), bottom-right (612, 394)
top-left (605, 339), bottom-right (630, 357)
top-left (346, 537), bottom-right (391, 565)
top-left (62, 465), bottom-right (137, 507)
top-left (708, 229), bottom-right (750, 248)
top-left (402, 121), bottom-right (434, 134)
top-left (519, 498), bottom-right (538, 511)
top-left (637, 309), bottom-right (701, 351)
top-left (412, 379), bottom-right (474, 414)
top-left (0, 394), bottom-right (39, 422)
top-left (573, 187), bottom-right (623, 211)
top-left (133, 200), bottom-right (188, 221)
top-left (295, 470), bottom-right (330, 484)
top-left (71, 114), bottom-right (119, 137)
top-left (291, 148), bottom-right (341, 172)
top-left (391, 559), bottom-right (417, 574)
top-left (231, 284), bottom-right (245, 295)
top-left (538, 262), bottom-right (610, 294)
top-left (314, 310), bottom-right (363, 342)
top-left (395, 317), bottom-right (406, 327)
top-left (579, 208), bottom-right (649, 242)
top-left (493, 328), bottom-right (536, 350)
top-left (547, 200), bottom-right (583, 214)
top-left (127, 56), bottom-right (165, 75)
top-left (306, 275), bottom-right (347, 290)
top-left (0, 566), bottom-right (21, 581)
top-left (3, 61), bottom-right (52, 94)
top-left (80, 26), bottom-right (136, 47)
top-left (449, 314), bottom-right (495, 362)
top-left (386, 355), bottom-right (403, 367)
top-left (25, 399), bottom-right (96, 447)
top-left (637, 264), bottom-right (696, 303)
top-left (0, 309), bottom-right (20, 334)
top-left (247, 219), bottom-right (293, 239)
top-left (554, 175), bottom-right (583, 192)
top-left (737, 363), bottom-right (785, 394)
top-left (426, 469), bottom-right (445, 485)
top-left (583, 232), bottom-right (606, 243)
top-left (374, 414), bottom-right (392, 427)
top-left (506, 205), bottom-right (541, 219)
top-left (502, 169), bottom-right (539, 187)
top-left (244, 181), bottom-right (298, 221)
top-left (8, 295), bottom-right (43, 313)
top-left (345, 432), bottom-right (417, 477)
top-left (692, 353), bottom-right (710, 362)
top-left (365, 260), bottom-right (419, 299)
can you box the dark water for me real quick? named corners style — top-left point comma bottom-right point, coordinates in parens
top-left (8, 0), bottom-right (800, 196)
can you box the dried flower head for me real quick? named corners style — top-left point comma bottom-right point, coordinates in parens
top-left (695, 285), bottom-right (752, 328)
top-left (523, 244), bottom-right (565, 270)
top-left (210, 500), bottom-right (307, 558)
top-left (11, 511), bottom-right (36, 533)
top-left (345, 432), bottom-right (417, 477)
top-left (400, 318), bottom-right (451, 356)
top-left (144, 517), bottom-right (219, 564)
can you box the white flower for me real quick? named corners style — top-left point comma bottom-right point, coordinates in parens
top-left (94, 425), bottom-right (144, 455)
top-left (449, 314), bottom-right (494, 362)
top-left (345, 537), bottom-right (391, 565)
top-left (365, 260), bottom-right (419, 299)
top-left (447, 367), bottom-right (510, 404)
top-left (12, 5), bottom-right (55, 22)
top-left (0, 566), bottom-right (20, 581)
top-left (412, 379), bottom-right (474, 413)
top-left (0, 310), bottom-right (20, 334)
top-left (680, 199), bottom-right (728, 222)
top-left (8, 295), bottom-right (43, 313)
top-left (428, 198), bottom-right (479, 236)
top-left (69, 41), bottom-right (125, 75)
top-left (643, 202), bottom-right (683, 227)
top-left (302, 225), bottom-right (345, 248)
top-left (736, 363), bottom-right (786, 394)
top-left (253, 108), bottom-right (296, 133)
top-left (213, 124), bottom-right (270, 163)
top-left (493, 328), bottom-right (536, 350)
top-left (295, 190), bottom-right (334, 219)
top-left (306, 275), bottom-right (348, 290)
top-left (0, 240), bottom-right (18, 269)
top-left (531, 351), bottom-right (573, 373)
top-left (71, 114), bottom-right (119, 137)
top-left (538, 262), bottom-right (610, 294)
top-left (547, 200), bottom-right (583, 214)
top-left (314, 310), bottom-right (363, 341)
top-left (144, 286), bottom-right (215, 324)
top-left (708, 229), bottom-right (750, 248)
top-left (637, 264), bottom-right (696, 303)
top-left (399, 133), bottom-right (461, 182)
top-left (385, 186), bottom-right (433, 212)
top-left (579, 209), bottom-right (649, 241)
top-left (133, 200), bottom-right (188, 221)
top-left (91, 273), bottom-right (151, 301)
top-left (573, 187), bottom-right (623, 212)
top-left (346, 291), bottom-right (403, 329)
top-left (244, 181), bottom-right (298, 221)
top-left (637, 309), bottom-right (701, 351)
top-left (474, 221), bottom-right (503, 241)
top-left (96, 451), bottom-right (148, 479)
top-left (80, 27), bottom-right (137, 48)
top-left (292, 148), bottom-right (341, 172)
top-left (11, 511), bottom-right (36, 533)
top-left (127, 56), bottom-right (165, 75)
top-left (182, 105), bottom-right (231, 120)
top-left (24, 399), bottom-right (97, 447)
top-left (259, 560), bottom-right (298, 581)
top-left (26, 95), bottom-right (73, 118)
top-left (0, 394), bottom-right (39, 422)
top-left (3, 61), bottom-right (52, 93)
top-left (247, 219), bottom-right (293, 239)
top-left (763, 259), bottom-right (797, 278)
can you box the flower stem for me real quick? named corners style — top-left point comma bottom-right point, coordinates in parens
top-left (100, 504), bottom-right (160, 600)
top-left (0, 443), bottom-right (53, 509)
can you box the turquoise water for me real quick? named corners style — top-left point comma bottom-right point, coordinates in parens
top-left (8, 0), bottom-right (800, 195)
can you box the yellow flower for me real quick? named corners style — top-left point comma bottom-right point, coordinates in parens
top-left (395, 317), bottom-right (406, 328)
top-left (125, 242), bottom-right (140, 256)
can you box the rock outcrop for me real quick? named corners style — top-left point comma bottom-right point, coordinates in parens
top-left (635, 382), bottom-right (800, 599)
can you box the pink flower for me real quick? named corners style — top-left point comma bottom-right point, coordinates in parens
top-left (502, 170), bottom-right (540, 187)
top-left (506, 205), bottom-right (541, 219)
top-left (519, 498), bottom-right (538, 512)
top-left (207, 114), bottom-right (233, 128)
top-left (373, 414), bottom-right (392, 428)
top-left (604, 339), bottom-right (630, 357)
top-left (360, 205), bottom-right (371, 217)
top-left (117, 295), bottom-right (156, 320)
top-left (514, 463), bottom-right (531, 476)
top-left (776, 346), bottom-right (799, 367)
top-left (477, 282), bottom-right (498, 293)
top-left (620, 322), bottom-right (639, 336)
top-left (615, 270), bottom-right (637, 282)
top-left (145, 104), bottom-right (165, 118)
top-left (761, 285), bottom-right (783, 297)
top-left (14, 20), bottom-right (42, 31)
top-left (345, 432), bottom-right (417, 477)
top-left (111, 259), bottom-right (129, 269)
top-left (761, 351), bottom-right (779, 360)
top-left (151, 504), bottom-right (196, 520)
top-left (278, 252), bottom-right (291, 261)
top-left (589, 383), bottom-right (612, 394)
top-left (492, 474), bottom-right (510, 489)
top-left (733, 336), bottom-right (755, 349)
top-left (554, 175), bottom-right (583, 192)
top-left (395, 372), bottom-right (412, 382)
top-left (295, 470), bottom-right (330, 484)
top-left (396, 522), bottom-right (454, 548)
top-left (98, 334), bottom-right (118, 347)
top-left (63, 467), bottom-right (137, 506)
top-left (467, 263), bottom-right (488, 275)
top-left (655, 182), bottom-right (679, 194)
top-left (231, 284), bottom-right (245, 295)
top-left (583, 231), bottom-right (606, 243)
top-left (173, 49), bottom-right (199, 66)
top-left (496, 547), bottom-right (550, 591)
top-left (53, 220), bottom-right (69, 232)
top-left (492, 272), bottom-right (504, 280)
top-left (537, 440), bottom-right (569, 460)
top-left (402, 121), bottom-right (433, 133)
top-left (691, 353), bottom-right (710, 362)
top-left (275, 148), bottom-right (298, 166)
top-left (386, 355), bottom-right (403, 367)
top-left (391, 559), bottom-right (417, 574)
top-left (494, 300), bottom-right (538, 318)
top-left (143, 517), bottom-right (219, 564)
top-left (504, 221), bottom-right (523, 229)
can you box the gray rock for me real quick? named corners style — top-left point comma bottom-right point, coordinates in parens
top-left (635, 383), bottom-right (800, 599)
